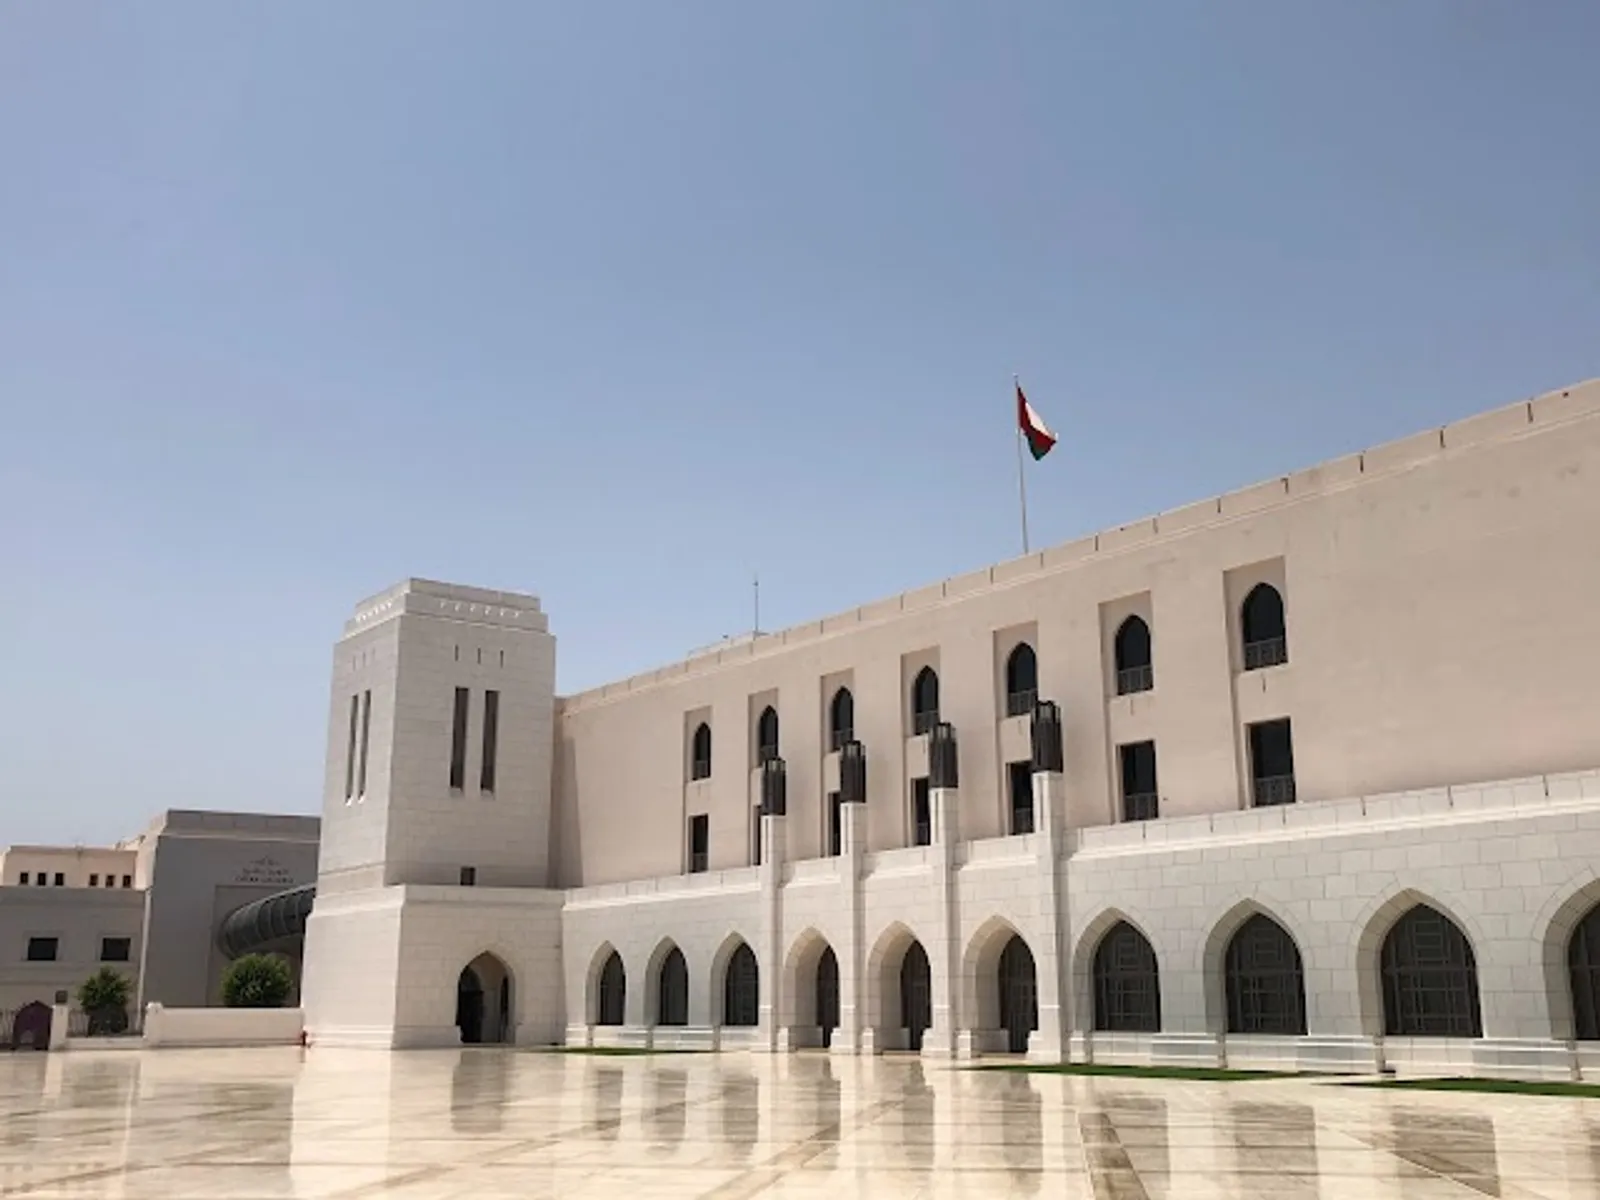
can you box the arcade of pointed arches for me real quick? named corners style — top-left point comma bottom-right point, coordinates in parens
top-left (565, 885), bottom-right (1600, 1049)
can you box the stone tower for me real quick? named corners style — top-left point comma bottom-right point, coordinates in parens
top-left (301, 580), bottom-right (565, 1048)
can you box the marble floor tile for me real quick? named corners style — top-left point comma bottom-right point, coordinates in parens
top-left (2, 1048), bottom-right (1600, 1198)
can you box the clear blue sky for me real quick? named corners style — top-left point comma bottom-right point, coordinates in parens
top-left (3, 3), bottom-right (1597, 846)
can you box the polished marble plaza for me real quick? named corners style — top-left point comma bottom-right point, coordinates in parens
top-left (2, 1048), bottom-right (1600, 1198)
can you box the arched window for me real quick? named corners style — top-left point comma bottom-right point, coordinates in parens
top-left (829, 687), bottom-right (854, 751)
top-left (911, 667), bottom-right (940, 735)
top-left (997, 934), bottom-right (1039, 1054)
top-left (1224, 914), bottom-right (1306, 1035)
top-left (1241, 584), bottom-right (1287, 670)
top-left (657, 947), bottom-right (688, 1027)
top-left (1114, 616), bottom-right (1153, 695)
top-left (1569, 904), bottom-right (1600, 1040)
top-left (596, 950), bottom-right (626, 1027)
top-left (1004, 643), bottom-right (1038, 717)
top-left (756, 706), bottom-right (779, 764)
top-left (690, 723), bottom-right (712, 780)
top-left (815, 946), bottom-right (840, 1048)
top-left (1380, 904), bottom-right (1482, 1037)
top-left (723, 943), bottom-right (760, 1027)
top-left (1093, 921), bottom-right (1161, 1033)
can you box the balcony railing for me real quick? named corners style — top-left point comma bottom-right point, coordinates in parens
top-left (911, 709), bottom-right (939, 736)
top-left (1122, 792), bottom-right (1159, 822)
top-left (1243, 636), bottom-right (1288, 671)
top-left (1116, 664), bottom-right (1154, 696)
top-left (829, 727), bottom-right (854, 752)
top-left (1004, 688), bottom-right (1037, 718)
top-left (1253, 774), bottom-right (1297, 807)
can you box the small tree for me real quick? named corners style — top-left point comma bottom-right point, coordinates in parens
top-left (77, 967), bottom-right (131, 1035)
top-left (222, 954), bottom-right (293, 1008)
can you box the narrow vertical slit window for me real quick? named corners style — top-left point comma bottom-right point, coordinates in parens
top-left (356, 690), bottom-right (372, 797)
top-left (480, 690), bottom-right (500, 793)
top-left (911, 777), bottom-right (932, 846)
top-left (449, 687), bottom-right (470, 790)
top-left (689, 814), bottom-right (710, 873)
top-left (344, 695), bottom-right (360, 800)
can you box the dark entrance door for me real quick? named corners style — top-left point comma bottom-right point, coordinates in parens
top-left (11, 1001), bottom-right (51, 1050)
top-left (998, 935), bottom-right (1038, 1054)
top-left (816, 946), bottom-right (840, 1048)
top-left (456, 967), bottom-right (485, 1045)
top-left (900, 941), bottom-right (932, 1052)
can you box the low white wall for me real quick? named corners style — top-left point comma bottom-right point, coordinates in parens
top-left (143, 1003), bottom-right (303, 1048)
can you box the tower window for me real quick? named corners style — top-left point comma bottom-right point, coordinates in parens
top-left (1241, 584), bottom-right (1288, 670)
top-left (756, 706), bottom-right (779, 765)
top-left (1007, 761), bottom-right (1034, 835)
top-left (1004, 643), bottom-right (1038, 716)
top-left (480, 690), bottom-right (500, 793)
top-left (911, 667), bottom-right (940, 735)
top-left (911, 777), bottom-right (931, 846)
top-left (829, 687), bottom-right (854, 751)
top-left (690, 723), bottom-right (712, 781)
top-left (449, 687), bottom-right (470, 790)
top-left (1248, 718), bottom-right (1296, 806)
top-left (345, 694), bottom-right (360, 800)
top-left (1119, 741), bottom-right (1159, 822)
top-left (356, 690), bottom-right (371, 797)
top-left (689, 814), bottom-right (709, 873)
top-left (1114, 616), bottom-right (1153, 695)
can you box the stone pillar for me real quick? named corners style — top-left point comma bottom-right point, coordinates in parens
top-left (925, 723), bottom-right (962, 1059)
top-left (49, 992), bottom-right (71, 1051)
top-left (756, 759), bottom-right (787, 1054)
top-left (834, 799), bottom-right (868, 1056)
top-left (1028, 702), bottom-right (1068, 1063)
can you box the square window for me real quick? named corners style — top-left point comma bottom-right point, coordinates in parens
top-left (26, 936), bottom-right (58, 962)
top-left (53, 873), bottom-right (64, 887)
top-left (120, 875), bottom-right (131, 888)
top-left (88, 874), bottom-right (99, 887)
top-left (100, 937), bottom-right (131, 963)
top-left (459, 866), bottom-right (477, 887)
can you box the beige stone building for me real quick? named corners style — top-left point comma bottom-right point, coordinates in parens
top-left (299, 379), bottom-right (1600, 1079)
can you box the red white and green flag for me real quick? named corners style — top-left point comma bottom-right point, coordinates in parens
top-left (1017, 384), bottom-right (1056, 460)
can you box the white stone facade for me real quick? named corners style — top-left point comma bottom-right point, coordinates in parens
top-left (301, 380), bottom-right (1600, 1079)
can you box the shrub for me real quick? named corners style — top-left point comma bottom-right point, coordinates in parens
top-left (77, 968), bottom-right (131, 1035)
top-left (222, 954), bottom-right (293, 1008)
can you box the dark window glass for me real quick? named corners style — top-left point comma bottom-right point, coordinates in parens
top-left (17, 872), bottom-right (27, 885)
top-left (816, 946), bottom-right (840, 1046)
top-left (1241, 584), bottom-right (1288, 669)
top-left (752, 808), bottom-right (763, 866)
top-left (1569, 905), bottom-right (1600, 1041)
top-left (1008, 761), bottom-right (1035, 835)
top-left (480, 690), bottom-right (500, 793)
top-left (1248, 719), bottom-right (1296, 806)
top-left (88, 874), bottom-right (98, 887)
top-left (53, 873), bottom-right (64, 887)
top-left (449, 687), bottom-right (470, 789)
top-left (1004, 643), bottom-right (1038, 716)
top-left (658, 947), bottom-right (689, 1026)
top-left (689, 814), bottom-right (709, 873)
top-left (690, 723), bottom-right (712, 780)
top-left (597, 951), bottom-right (626, 1026)
top-left (997, 935), bottom-right (1039, 1053)
top-left (120, 875), bottom-right (131, 888)
top-left (1119, 741), bottom-right (1159, 822)
top-left (357, 689), bottom-right (371, 796)
top-left (1224, 915), bottom-right (1307, 1035)
top-left (345, 694), bottom-right (360, 799)
top-left (756, 706), bottom-right (779, 764)
top-left (1093, 922), bottom-right (1161, 1032)
top-left (723, 943), bottom-right (759, 1027)
top-left (100, 936), bottom-right (132, 963)
top-left (900, 941), bottom-right (932, 1052)
top-left (1114, 616), bottom-right (1154, 694)
top-left (911, 777), bottom-right (931, 847)
top-left (26, 936), bottom-right (58, 962)
top-left (1380, 905), bottom-right (1482, 1037)
top-left (828, 792), bottom-right (843, 857)
top-left (911, 667), bottom-right (940, 735)
top-left (829, 687), bottom-right (854, 750)
top-left (459, 866), bottom-right (477, 886)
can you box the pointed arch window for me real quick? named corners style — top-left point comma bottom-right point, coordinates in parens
top-left (1380, 904), bottom-right (1482, 1037)
top-left (829, 687), bottom-right (854, 751)
top-left (690, 722), bottom-right (712, 781)
top-left (1114, 616), bottom-right (1153, 695)
top-left (911, 667), bottom-right (940, 735)
top-left (1093, 921), bottom-right (1161, 1032)
top-left (756, 706), bottom-right (779, 765)
top-left (657, 947), bottom-right (689, 1027)
top-left (1224, 914), bottom-right (1306, 1035)
top-left (1241, 584), bottom-right (1288, 670)
top-left (1568, 904), bottom-right (1600, 1041)
top-left (596, 951), bottom-right (626, 1027)
top-left (723, 943), bottom-right (760, 1027)
top-left (1004, 643), bottom-right (1038, 717)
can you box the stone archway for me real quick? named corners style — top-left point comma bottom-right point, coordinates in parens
top-left (865, 923), bottom-right (932, 1053)
top-left (962, 919), bottom-right (1038, 1055)
top-left (10, 1001), bottom-right (51, 1050)
top-left (457, 951), bottom-right (513, 1045)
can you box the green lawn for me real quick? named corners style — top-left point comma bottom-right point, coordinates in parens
top-left (1347, 1077), bottom-right (1600, 1099)
top-left (974, 1062), bottom-right (1296, 1082)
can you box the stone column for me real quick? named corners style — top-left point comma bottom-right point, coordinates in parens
top-left (925, 723), bottom-right (962, 1059)
top-left (756, 758), bottom-right (788, 1054)
top-left (834, 798), bottom-right (868, 1056)
top-left (1029, 702), bottom-right (1068, 1063)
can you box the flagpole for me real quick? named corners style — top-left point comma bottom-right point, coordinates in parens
top-left (1014, 374), bottom-right (1031, 555)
